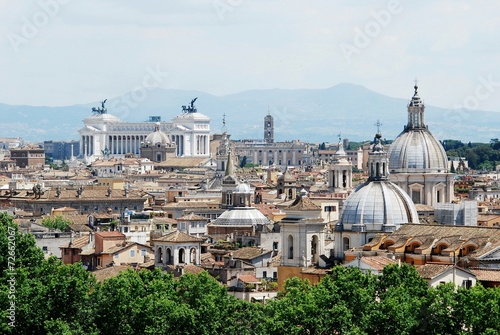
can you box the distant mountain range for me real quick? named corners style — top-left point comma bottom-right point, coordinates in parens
top-left (1, 83), bottom-right (499, 144)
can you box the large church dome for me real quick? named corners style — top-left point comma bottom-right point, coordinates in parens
top-left (340, 181), bottom-right (419, 227)
top-left (388, 85), bottom-right (448, 173)
top-left (339, 133), bottom-right (419, 232)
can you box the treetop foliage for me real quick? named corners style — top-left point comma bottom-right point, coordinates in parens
top-left (1, 213), bottom-right (500, 335)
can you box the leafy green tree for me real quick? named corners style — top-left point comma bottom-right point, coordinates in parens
top-left (454, 284), bottom-right (500, 335)
top-left (370, 264), bottom-right (429, 334)
top-left (41, 215), bottom-right (72, 231)
top-left (417, 283), bottom-right (460, 335)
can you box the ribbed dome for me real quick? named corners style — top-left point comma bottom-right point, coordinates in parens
top-left (388, 129), bottom-right (448, 173)
top-left (212, 207), bottom-right (271, 226)
top-left (340, 181), bottom-right (419, 227)
top-left (388, 84), bottom-right (448, 173)
top-left (145, 123), bottom-right (171, 145)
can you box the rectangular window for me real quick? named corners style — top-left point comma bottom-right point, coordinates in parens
top-left (130, 250), bottom-right (135, 258)
top-left (114, 253), bottom-right (119, 259)
top-left (263, 271), bottom-right (267, 278)
top-left (141, 249), bottom-right (146, 256)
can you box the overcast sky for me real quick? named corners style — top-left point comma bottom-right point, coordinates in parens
top-left (1, 0), bottom-right (500, 113)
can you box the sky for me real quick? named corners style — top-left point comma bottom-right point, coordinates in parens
top-left (1, 0), bottom-right (500, 113)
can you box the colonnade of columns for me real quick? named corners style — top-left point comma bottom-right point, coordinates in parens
top-left (172, 135), bottom-right (184, 156)
top-left (81, 135), bottom-right (94, 156)
top-left (155, 246), bottom-right (198, 265)
top-left (195, 135), bottom-right (208, 155)
top-left (107, 135), bottom-right (146, 155)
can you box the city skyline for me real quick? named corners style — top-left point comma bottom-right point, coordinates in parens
top-left (1, 1), bottom-right (500, 115)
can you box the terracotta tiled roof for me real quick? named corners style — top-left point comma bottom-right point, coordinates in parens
top-left (229, 247), bottom-right (272, 261)
top-left (92, 265), bottom-right (131, 282)
top-left (154, 230), bottom-right (204, 243)
top-left (238, 274), bottom-right (260, 284)
top-left (360, 256), bottom-right (397, 270)
top-left (183, 264), bottom-right (205, 275)
top-left (152, 217), bottom-right (178, 224)
top-left (286, 196), bottom-right (321, 210)
top-left (301, 267), bottom-right (331, 275)
top-left (382, 224), bottom-right (500, 259)
top-left (469, 268), bottom-right (500, 282)
top-left (61, 235), bottom-right (90, 249)
top-left (416, 263), bottom-right (453, 279)
top-left (95, 231), bottom-right (125, 238)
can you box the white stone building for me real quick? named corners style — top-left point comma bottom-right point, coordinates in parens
top-left (154, 231), bottom-right (204, 267)
top-left (78, 100), bottom-right (210, 162)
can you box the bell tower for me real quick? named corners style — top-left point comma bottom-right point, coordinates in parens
top-left (264, 113), bottom-right (274, 143)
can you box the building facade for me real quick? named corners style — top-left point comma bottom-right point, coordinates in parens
top-left (78, 100), bottom-right (210, 162)
top-left (10, 146), bottom-right (45, 168)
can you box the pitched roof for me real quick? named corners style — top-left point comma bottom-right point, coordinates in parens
top-left (61, 235), bottom-right (90, 249)
top-left (95, 231), bottom-right (125, 238)
top-left (416, 263), bottom-right (453, 279)
top-left (92, 265), bottom-right (131, 282)
top-left (469, 268), bottom-right (500, 282)
top-left (238, 274), bottom-right (260, 284)
top-left (183, 264), bottom-right (205, 275)
top-left (378, 224), bottom-right (500, 259)
top-left (229, 247), bottom-right (272, 261)
top-left (360, 256), bottom-right (397, 270)
top-left (154, 230), bottom-right (204, 243)
top-left (286, 196), bottom-right (321, 211)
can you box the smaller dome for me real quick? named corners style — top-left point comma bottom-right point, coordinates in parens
top-left (234, 183), bottom-right (252, 194)
top-left (144, 123), bottom-right (171, 145)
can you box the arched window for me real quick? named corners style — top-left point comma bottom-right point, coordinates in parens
top-left (406, 242), bottom-right (421, 253)
top-left (190, 247), bottom-right (197, 264)
top-left (343, 237), bottom-right (350, 251)
top-left (166, 248), bottom-right (172, 265)
top-left (179, 248), bottom-right (185, 263)
top-left (288, 235), bottom-right (294, 259)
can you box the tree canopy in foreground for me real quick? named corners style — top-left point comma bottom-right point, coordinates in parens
top-left (1, 212), bottom-right (499, 335)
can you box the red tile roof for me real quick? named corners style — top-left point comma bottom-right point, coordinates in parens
top-left (238, 274), bottom-right (260, 284)
top-left (469, 268), bottom-right (500, 282)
